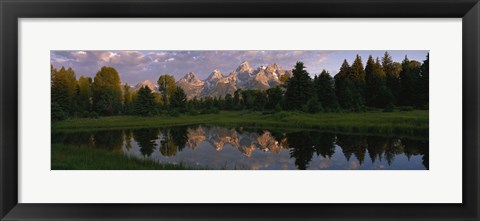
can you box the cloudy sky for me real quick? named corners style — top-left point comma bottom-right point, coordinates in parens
top-left (51, 50), bottom-right (428, 85)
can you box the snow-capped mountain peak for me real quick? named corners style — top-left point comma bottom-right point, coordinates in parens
top-left (173, 61), bottom-right (290, 98)
top-left (179, 72), bottom-right (204, 86)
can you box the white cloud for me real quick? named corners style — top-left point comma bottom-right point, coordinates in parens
top-left (54, 58), bottom-right (73, 63)
top-left (72, 51), bottom-right (88, 61)
top-left (318, 54), bottom-right (328, 63)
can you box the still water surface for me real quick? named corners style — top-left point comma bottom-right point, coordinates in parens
top-left (53, 125), bottom-right (428, 170)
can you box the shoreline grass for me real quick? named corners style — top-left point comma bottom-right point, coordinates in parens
top-left (52, 144), bottom-right (191, 170)
top-left (52, 110), bottom-right (428, 138)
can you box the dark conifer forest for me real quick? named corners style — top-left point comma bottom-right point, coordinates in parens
top-left (51, 52), bottom-right (429, 120)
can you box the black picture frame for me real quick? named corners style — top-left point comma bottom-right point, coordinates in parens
top-left (1, 0), bottom-right (479, 220)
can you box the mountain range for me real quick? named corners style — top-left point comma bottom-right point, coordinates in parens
top-left (176, 61), bottom-right (292, 99)
top-left (130, 61), bottom-right (292, 99)
top-left (134, 80), bottom-right (158, 92)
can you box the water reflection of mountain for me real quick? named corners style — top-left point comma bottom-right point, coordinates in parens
top-left (186, 126), bottom-right (284, 157)
top-left (52, 125), bottom-right (429, 170)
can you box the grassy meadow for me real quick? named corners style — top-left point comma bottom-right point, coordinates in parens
top-left (52, 110), bottom-right (428, 138)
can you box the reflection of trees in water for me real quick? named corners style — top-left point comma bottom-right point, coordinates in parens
top-left (170, 126), bottom-right (189, 152)
top-left (383, 139), bottom-right (404, 165)
top-left (159, 129), bottom-right (178, 157)
top-left (133, 128), bottom-right (159, 157)
top-left (286, 132), bottom-right (428, 170)
top-left (52, 125), bottom-right (429, 170)
top-left (93, 130), bottom-right (124, 152)
top-left (52, 130), bottom-right (124, 152)
top-left (366, 136), bottom-right (386, 163)
top-left (402, 139), bottom-right (429, 169)
top-left (285, 131), bottom-right (316, 170)
top-left (403, 140), bottom-right (421, 160)
top-left (336, 134), bottom-right (367, 165)
top-left (313, 133), bottom-right (336, 159)
top-left (337, 135), bottom-right (428, 168)
top-left (420, 142), bottom-right (429, 169)
top-left (365, 136), bottom-right (405, 165)
top-left (286, 131), bottom-right (336, 170)
top-left (129, 127), bottom-right (191, 157)
top-left (52, 131), bottom-right (94, 147)
top-left (124, 130), bottom-right (133, 151)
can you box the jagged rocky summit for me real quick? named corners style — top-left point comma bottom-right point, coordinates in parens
top-left (175, 61), bottom-right (292, 99)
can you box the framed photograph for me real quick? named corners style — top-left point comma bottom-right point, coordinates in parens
top-left (1, 0), bottom-right (479, 220)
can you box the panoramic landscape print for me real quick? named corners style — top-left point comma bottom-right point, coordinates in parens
top-left (51, 50), bottom-right (429, 170)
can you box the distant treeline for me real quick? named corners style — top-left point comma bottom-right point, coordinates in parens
top-left (51, 52), bottom-right (429, 120)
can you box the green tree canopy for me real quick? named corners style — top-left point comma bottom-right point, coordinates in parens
top-left (351, 54), bottom-right (366, 85)
top-left (170, 86), bottom-right (187, 110)
top-left (399, 56), bottom-right (422, 107)
top-left (313, 70), bottom-right (337, 110)
top-left (334, 59), bottom-right (364, 111)
top-left (285, 62), bottom-right (314, 110)
top-left (92, 66), bottom-right (123, 115)
top-left (123, 83), bottom-right (134, 114)
top-left (382, 51), bottom-right (402, 104)
top-left (266, 86), bottom-right (284, 110)
top-left (365, 56), bottom-right (392, 107)
top-left (51, 66), bottom-right (78, 117)
top-left (224, 94), bottom-right (234, 110)
top-left (133, 86), bottom-right (156, 116)
top-left (418, 53), bottom-right (429, 107)
top-left (77, 76), bottom-right (93, 113)
top-left (157, 74), bottom-right (177, 106)
top-left (233, 89), bottom-right (244, 109)
top-left (51, 52), bottom-right (427, 118)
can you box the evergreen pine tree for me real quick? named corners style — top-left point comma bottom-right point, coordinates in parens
top-left (285, 62), bottom-right (314, 110)
top-left (123, 83), bottom-right (134, 114)
top-left (133, 86), bottom-right (156, 115)
top-left (351, 54), bottom-right (366, 85)
top-left (418, 53), bottom-right (429, 108)
top-left (399, 56), bottom-right (422, 107)
top-left (314, 70), bottom-right (337, 111)
top-left (350, 54), bottom-right (366, 107)
top-left (51, 66), bottom-right (78, 118)
top-left (170, 86), bottom-right (187, 111)
top-left (77, 76), bottom-right (93, 115)
top-left (382, 51), bottom-right (401, 104)
top-left (365, 56), bottom-right (391, 107)
top-left (224, 94), bottom-right (234, 110)
top-left (266, 86), bottom-right (284, 110)
top-left (335, 59), bottom-right (363, 110)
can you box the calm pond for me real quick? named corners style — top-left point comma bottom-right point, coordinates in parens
top-left (52, 125), bottom-right (429, 170)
